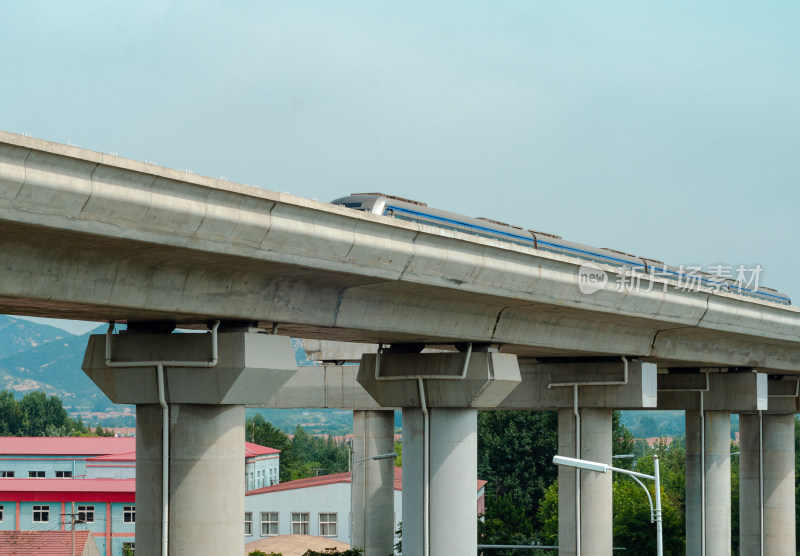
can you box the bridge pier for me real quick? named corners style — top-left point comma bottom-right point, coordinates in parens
top-left (358, 347), bottom-right (521, 556)
top-left (658, 371), bottom-right (767, 556)
top-left (82, 327), bottom-right (297, 556)
top-left (739, 412), bottom-right (795, 555)
top-left (351, 409), bottom-right (396, 556)
top-left (685, 410), bottom-right (731, 556)
top-left (557, 407), bottom-right (613, 556)
top-left (403, 407), bottom-right (477, 556)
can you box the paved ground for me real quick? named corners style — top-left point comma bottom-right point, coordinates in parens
top-left (245, 534), bottom-right (350, 555)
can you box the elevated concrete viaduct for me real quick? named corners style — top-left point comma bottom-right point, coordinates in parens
top-left (2, 130), bottom-right (800, 555)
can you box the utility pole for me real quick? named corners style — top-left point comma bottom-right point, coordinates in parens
top-left (70, 501), bottom-right (75, 556)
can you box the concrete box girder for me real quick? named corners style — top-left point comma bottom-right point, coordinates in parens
top-left (82, 332), bottom-right (297, 404)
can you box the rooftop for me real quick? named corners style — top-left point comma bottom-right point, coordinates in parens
top-left (0, 437), bottom-right (135, 456)
top-left (0, 531), bottom-right (99, 556)
top-left (247, 467), bottom-right (487, 495)
top-left (0, 478), bottom-right (135, 502)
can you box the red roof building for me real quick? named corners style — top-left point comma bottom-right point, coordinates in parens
top-left (0, 530), bottom-right (101, 556)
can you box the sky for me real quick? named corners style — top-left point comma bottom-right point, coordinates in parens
top-left (2, 1), bottom-right (799, 335)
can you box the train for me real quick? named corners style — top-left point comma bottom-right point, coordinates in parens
top-left (330, 193), bottom-right (792, 306)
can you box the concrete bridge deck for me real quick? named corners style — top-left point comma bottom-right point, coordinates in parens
top-left (2, 130), bottom-right (799, 372)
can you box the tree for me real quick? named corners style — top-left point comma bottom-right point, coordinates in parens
top-left (612, 441), bottom-right (686, 554)
top-left (0, 390), bottom-right (22, 435)
top-left (289, 426), bottom-right (349, 480)
top-left (478, 492), bottom-right (535, 555)
top-left (477, 410), bottom-right (559, 533)
top-left (0, 390), bottom-right (90, 437)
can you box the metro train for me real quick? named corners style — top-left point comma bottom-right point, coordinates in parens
top-left (331, 193), bottom-right (792, 306)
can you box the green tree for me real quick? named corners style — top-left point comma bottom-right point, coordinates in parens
top-left (536, 480), bottom-right (559, 545)
top-left (613, 442), bottom-right (686, 554)
top-left (477, 410), bottom-right (559, 533)
top-left (289, 426), bottom-right (349, 479)
top-left (393, 440), bottom-right (402, 467)
top-left (0, 390), bottom-right (23, 435)
top-left (478, 492), bottom-right (536, 555)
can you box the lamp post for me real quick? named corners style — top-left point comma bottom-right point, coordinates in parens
top-left (350, 451), bottom-right (398, 548)
top-left (553, 454), bottom-right (663, 556)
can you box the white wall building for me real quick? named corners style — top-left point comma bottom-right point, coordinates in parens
top-left (244, 468), bottom-right (486, 546)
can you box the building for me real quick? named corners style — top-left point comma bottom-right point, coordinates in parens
top-left (0, 437), bottom-right (281, 556)
top-left (244, 467), bottom-right (486, 546)
top-left (0, 437), bottom-right (136, 479)
top-left (0, 478), bottom-right (135, 556)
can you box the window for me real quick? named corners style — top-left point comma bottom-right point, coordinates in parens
top-left (77, 505), bottom-right (94, 523)
top-left (55, 471), bottom-right (72, 478)
top-left (33, 505), bottom-right (49, 523)
top-left (261, 512), bottom-right (278, 536)
top-left (244, 512), bottom-right (253, 536)
top-left (319, 513), bottom-right (337, 537)
top-left (122, 542), bottom-right (135, 555)
top-left (28, 471), bottom-right (45, 478)
top-left (123, 506), bottom-right (135, 523)
top-left (0, 471), bottom-right (13, 477)
top-left (291, 512), bottom-right (309, 535)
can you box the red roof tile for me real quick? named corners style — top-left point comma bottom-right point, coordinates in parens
top-left (0, 437), bottom-right (135, 456)
top-left (0, 478), bottom-right (135, 502)
top-left (87, 451), bottom-right (136, 462)
top-left (0, 437), bottom-right (278, 459)
top-left (245, 441), bottom-right (281, 457)
top-left (0, 530), bottom-right (98, 556)
top-left (246, 468), bottom-right (486, 495)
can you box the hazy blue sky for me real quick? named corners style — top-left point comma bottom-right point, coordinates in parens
top-left (2, 1), bottom-right (799, 334)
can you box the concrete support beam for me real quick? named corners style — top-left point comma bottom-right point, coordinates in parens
top-left (765, 377), bottom-right (800, 414)
top-left (685, 410), bottom-right (731, 556)
top-left (657, 371), bottom-right (766, 411)
top-left (557, 408), bottom-right (613, 556)
top-left (82, 329), bottom-right (297, 556)
top-left (302, 339), bottom-right (378, 363)
top-left (358, 350), bottom-right (521, 408)
top-left (739, 413), bottom-right (795, 556)
top-left (499, 359), bottom-right (657, 410)
top-left (82, 331), bottom-right (297, 404)
top-left (352, 410), bottom-right (396, 556)
top-left (403, 408), bottom-right (477, 556)
top-left (257, 365), bottom-right (385, 410)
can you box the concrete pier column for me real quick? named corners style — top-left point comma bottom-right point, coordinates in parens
top-left (686, 410), bottom-right (731, 556)
top-left (685, 410), bottom-right (702, 555)
top-left (739, 413), bottom-right (795, 556)
top-left (705, 411), bottom-right (731, 556)
top-left (402, 407), bottom-right (478, 556)
top-left (137, 403), bottom-right (244, 555)
top-left (352, 410), bottom-right (396, 556)
top-left (557, 407), bottom-right (613, 556)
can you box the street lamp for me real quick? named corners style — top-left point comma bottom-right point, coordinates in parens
top-left (350, 451), bottom-right (398, 547)
top-left (553, 454), bottom-right (663, 556)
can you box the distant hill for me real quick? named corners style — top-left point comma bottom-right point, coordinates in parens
top-left (0, 316), bottom-right (113, 412)
top-left (0, 315), bottom-right (70, 358)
